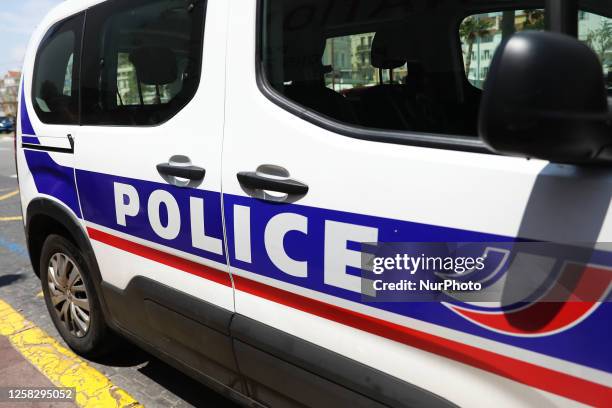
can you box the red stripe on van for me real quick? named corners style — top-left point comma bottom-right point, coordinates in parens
top-left (233, 274), bottom-right (611, 406)
top-left (86, 227), bottom-right (232, 287)
top-left (87, 227), bottom-right (612, 406)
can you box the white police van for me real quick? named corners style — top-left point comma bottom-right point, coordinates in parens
top-left (16, 0), bottom-right (612, 406)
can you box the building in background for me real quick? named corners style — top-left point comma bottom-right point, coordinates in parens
top-left (460, 10), bottom-right (546, 89)
top-left (350, 33), bottom-right (375, 86)
top-left (0, 70), bottom-right (21, 118)
top-left (322, 35), bottom-right (353, 91)
top-left (323, 32), bottom-right (408, 92)
top-left (579, 11), bottom-right (612, 78)
top-left (461, 9), bottom-right (611, 89)
top-left (116, 53), bottom-right (173, 106)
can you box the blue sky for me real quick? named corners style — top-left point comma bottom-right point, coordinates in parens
top-left (0, 0), bottom-right (64, 74)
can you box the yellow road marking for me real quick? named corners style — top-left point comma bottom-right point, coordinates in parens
top-left (0, 190), bottom-right (19, 201)
top-left (0, 299), bottom-right (142, 408)
top-left (36, 291), bottom-right (44, 298)
top-left (0, 216), bottom-right (22, 222)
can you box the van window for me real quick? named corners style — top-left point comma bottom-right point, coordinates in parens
top-left (261, 0), bottom-right (544, 138)
top-left (81, 0), bottom-right (206, 126)
top-left (32, 14), bottom-right (83, 125)
top-left (459, 10), bottom-right (545, 89)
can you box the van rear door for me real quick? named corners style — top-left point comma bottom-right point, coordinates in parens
top-left (73, 0), bottom-right (240, 390)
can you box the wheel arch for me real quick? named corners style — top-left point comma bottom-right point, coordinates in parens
top-left (25, 198), bottom-right (112, 323)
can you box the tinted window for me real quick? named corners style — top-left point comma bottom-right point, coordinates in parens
top-left (81, 0), bottom-right (206, 126)
top-left (261, 0), bottom-right (545, 137)
top-left (32, 14), bottom-right (83, 125)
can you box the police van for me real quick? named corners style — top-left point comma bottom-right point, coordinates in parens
top-left (16, 0), bottom-right (612, 406)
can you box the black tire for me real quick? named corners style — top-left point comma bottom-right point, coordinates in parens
top-left (40, 234), bottom-right (119, 358)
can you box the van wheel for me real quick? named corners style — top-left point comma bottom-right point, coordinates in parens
top-left (40, 234), bottom-right (118, 358)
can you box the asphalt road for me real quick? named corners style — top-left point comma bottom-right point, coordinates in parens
top-left (0, 133), bottom-right (237, 408)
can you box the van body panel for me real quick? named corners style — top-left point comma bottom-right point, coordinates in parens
top-left (16, 0), bottom-right (612, 406)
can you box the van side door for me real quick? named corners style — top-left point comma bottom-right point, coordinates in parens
top-left (222, 1), bottom-right (612, 407)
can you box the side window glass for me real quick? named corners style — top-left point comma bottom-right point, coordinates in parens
top-left (459, 10), bottom-right (545, 89)
top-left (261, 0), bottom-right (545, 138)
top-left (322, 33), bottom-right (408, 92)
top-left (578, 9), bottom-right (612, 91)
top-left (63, 55), bottom-right (74, 97)
top-left (81, 0), bottom-right (206, 126)
top-left (323, 33), bottom-right (376, 91)
top-left (32, 14), bottom-right (83, 125)
top-left (116, 52), bottom-right (175, 106)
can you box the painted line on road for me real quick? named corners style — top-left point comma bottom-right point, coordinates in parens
top-left (0, 190), bottom-right (19, 201)
top-left (0, 298), bottom-right (142, 408)
top-left (0, 216), bottom-right (22, 222)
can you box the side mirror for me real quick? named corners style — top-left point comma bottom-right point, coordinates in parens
top-left (479, 31), bottom-right (611, 164)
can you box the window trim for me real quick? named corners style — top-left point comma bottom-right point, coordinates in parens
top-left (255, 0), bottom-right (491, 154)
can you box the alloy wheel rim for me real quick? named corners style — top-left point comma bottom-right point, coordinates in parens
top-left (47, 253), bottom-right (91, 338)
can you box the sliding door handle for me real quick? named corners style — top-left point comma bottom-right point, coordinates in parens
top-left (237, 171), bottom-right (309, 196)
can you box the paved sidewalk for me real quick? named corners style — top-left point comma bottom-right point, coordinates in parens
top-left (0, 335), bottom-right (76, 408)
top-left (0, 299), bottom-right (140, 408)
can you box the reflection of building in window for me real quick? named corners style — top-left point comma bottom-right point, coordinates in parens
top-left (579, 12), bottom-right (612, 77)
top-left (323, 32), bottom-right (408, 92)
top-left (63, 55), bottom-right (73, 96)
top-left (460, 9), bottom-right (545, 89)
top-left (116, 53), bottom-right (171, 106)
top-left (462, 9), bottom-right (612, 88)
top-left (353, 33), bottom-right (376, 85)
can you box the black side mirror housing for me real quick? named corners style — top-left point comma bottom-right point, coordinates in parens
top-left (479, 31), bottom-right (611, 164)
